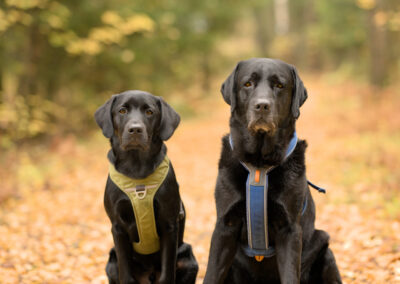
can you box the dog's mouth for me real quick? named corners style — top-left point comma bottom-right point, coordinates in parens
top-left (248, 119), bottom-right (276, 136)
top-left (120, 137), bottom-right (150, 151)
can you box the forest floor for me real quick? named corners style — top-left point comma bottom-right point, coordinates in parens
top-left (1, 75), bottom-right (400, 283)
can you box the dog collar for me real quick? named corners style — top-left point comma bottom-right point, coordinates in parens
top-left (108, 155), bottom-right (170, 255)
top-left (229, 132), bottom-right (300, 261)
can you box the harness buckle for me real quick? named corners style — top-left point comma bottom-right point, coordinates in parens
top-left (255, 255), bottom-right (264, 262)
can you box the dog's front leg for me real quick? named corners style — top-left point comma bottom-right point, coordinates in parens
top-left (275, 224), bottom-right (302, 284)
top-left (159, 220), bottom-right (179, 284)
top-left (112, 224), bottom-right (138, 284)
top-left (203, 216), bottom-right (241, 284)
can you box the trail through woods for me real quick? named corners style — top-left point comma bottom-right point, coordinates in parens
top-left (1, 77), bottom-right (400, 283)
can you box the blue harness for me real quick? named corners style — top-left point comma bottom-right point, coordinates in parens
top-left (229, 132), bottom-right (326, 261)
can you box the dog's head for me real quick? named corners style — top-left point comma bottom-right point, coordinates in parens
top-left (95, 90), bottom-right (180, 152)
top-left (221, 58), bottom-right (307, 164)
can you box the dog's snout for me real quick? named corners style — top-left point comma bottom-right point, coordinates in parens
top-left (127, 124), bottom-right (144, 135)
top-left (254, 100), bottom-right (271, 112)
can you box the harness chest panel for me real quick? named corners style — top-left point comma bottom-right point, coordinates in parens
top-left (230, 133), bottom-right (298, 261)
top-left (108, 156), bottom-right (170, 255)
top-left (230, 132), bottom-right (326, 261)
top-left (242, 164), bottom-right (276, 258)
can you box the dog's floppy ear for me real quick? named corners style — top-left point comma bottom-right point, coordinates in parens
top-left (158, 97), bottom-right (180, 141)
top-left (291, 65), bottom-right (308, 119)
top-left (94, 95), bottom-right (118, 138)
top-left (221, 62), bottom-right (241, 112)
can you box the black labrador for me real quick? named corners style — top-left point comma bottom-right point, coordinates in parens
top-left (95, 90), bottom-right (198, 284)
top-left (204, 58), bottom-right (342, 284)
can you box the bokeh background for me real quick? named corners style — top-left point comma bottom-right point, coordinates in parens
top-left (1, 0), bottom-right (399, 283)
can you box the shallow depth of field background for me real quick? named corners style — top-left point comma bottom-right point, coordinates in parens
top-left (0, 0), bottom-right (400, 283)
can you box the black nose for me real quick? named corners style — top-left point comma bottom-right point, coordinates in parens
top-left (128, 125), bottom-right (144, 134)
top-left (254, 100), bottom-right (271, 112)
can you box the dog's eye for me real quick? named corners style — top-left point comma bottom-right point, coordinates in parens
top-left (145, 109), bottom-right (153, 116)
top-left (119, 107), bottom-right (127, 114)
top-left (244, 81), bottom-right (252, 87)
top-left (274, 83), bottom-right (284, 89)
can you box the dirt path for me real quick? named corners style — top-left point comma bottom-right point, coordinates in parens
top-left (1, 78), bottom-right (399, 283)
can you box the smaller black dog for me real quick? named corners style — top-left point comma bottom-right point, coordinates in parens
top-left (95, 90), bottom-right (198, 284)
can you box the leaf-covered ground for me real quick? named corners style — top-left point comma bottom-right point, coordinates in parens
top-left (1, 76), bottom-right (400, 283)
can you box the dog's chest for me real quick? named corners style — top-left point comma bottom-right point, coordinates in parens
top-left (116, 198), bottom-right (141, 241)
top-left (235, 174), bottom-right (292, 247)
top-left (237, 200), bottom-right (288, 246)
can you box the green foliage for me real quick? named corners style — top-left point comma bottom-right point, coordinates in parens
top-left (0, 0), bottom-right (243, 147)
top-left (0, 94), bottom-right (60, 148)
top-left (311, 0), bottom-right (367, 64)
top-left (0, 0), bottom-right (399, 147)
top-left (263, 0), bottom-right (399, 84)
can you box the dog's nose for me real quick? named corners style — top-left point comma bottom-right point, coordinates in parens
top-left (254, 99), bottom-right (271, 112)
top-left (127, 125), bottom-right (144, 135)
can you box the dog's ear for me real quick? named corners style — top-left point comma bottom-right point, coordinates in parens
top-left (221, 62), bottom-right (241, 112)
top-left (94, 95), bottom-right (118, 138)
top-left (291, 65), bottom-right (308, 119)
top-left (158, 97), bottom-right (180, 141)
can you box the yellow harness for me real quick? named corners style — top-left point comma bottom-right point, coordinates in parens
top-left (108, 156), bottom-right (170, 255)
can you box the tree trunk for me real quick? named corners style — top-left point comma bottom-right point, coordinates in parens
top-left (201, 51), bottom-right (211, 93)
top-left (17, 23), bottom-right (41, 96)
top-left (367, 0), bottom-right (388, 87)
top-left (274, 0), bottom-right (290, 35)
top-left (252, 2), bottom-right (275, 56)
top-left (0, 50), bottom-right (3, 98)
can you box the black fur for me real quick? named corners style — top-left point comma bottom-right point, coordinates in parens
top-left (204, 58), bottom-right (341, 284)
top-left (95, 90), bottom-right (198, 284)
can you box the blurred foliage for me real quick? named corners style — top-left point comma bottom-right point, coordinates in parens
top-left (0, 0), bottom-right (399, 147)
top-left (252, 0), bottom-right (400, 85)
top-left (0, 0), bottom-right (242, 147)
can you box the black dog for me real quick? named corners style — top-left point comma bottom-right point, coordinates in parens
top-left (204, 58), bottom-right (341, 284)
top-left (95, 90), bottom-right (198, 284)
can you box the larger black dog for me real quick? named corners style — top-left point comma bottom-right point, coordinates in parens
top-left (95, 90), bottom-right (198, 284)
top-left (204, 58), bottom-right (341, 284)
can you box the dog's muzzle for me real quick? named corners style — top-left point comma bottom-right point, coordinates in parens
top-left (247, 99), bottom-right (276, 135)
top-left (248, 119), bottom-right (276, 135)
top-left (120, 123), bottom-right (149, 150)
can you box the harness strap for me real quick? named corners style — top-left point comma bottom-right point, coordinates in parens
top-left (109, 155), bottom-right (170, 255)
top-left (179, 200), bottom-right (185, 220)
top-left (229, 132), bottom-right (325, 262)
top-left (307, 180), bottom-right (326, 193)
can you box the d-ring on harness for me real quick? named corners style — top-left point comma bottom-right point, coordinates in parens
top-left (229, 132), bottom-right (325, 262)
